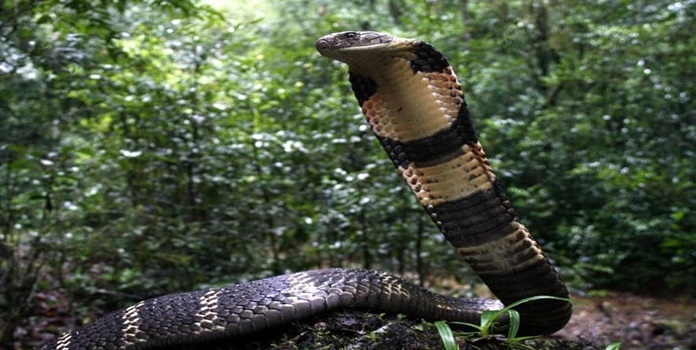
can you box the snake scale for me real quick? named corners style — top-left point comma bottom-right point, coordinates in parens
top-left (39, 31), bottom-right (571, 350)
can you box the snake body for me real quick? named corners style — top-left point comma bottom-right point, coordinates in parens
top-left (39, 31), bottom-right (571, 350)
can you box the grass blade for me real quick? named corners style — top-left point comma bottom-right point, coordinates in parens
top-left (605, 342), bottom-right (622, 350)
top-left (434, 321), bottom-right (459, 350)
top-left (507, 309), bottom-right (520, 339)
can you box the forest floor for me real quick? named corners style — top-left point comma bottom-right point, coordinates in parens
top-left (555, 291), bottom-right (696, 350)
top-left (20, 287), bottom-right (696, 350)
top-left (230, 291), bottom-right (696, 350)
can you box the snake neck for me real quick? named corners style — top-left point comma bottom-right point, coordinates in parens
top-left (318, 31), bottom-right (571, 335)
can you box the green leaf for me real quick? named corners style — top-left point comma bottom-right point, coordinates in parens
top-left (434, 321), bottom-right (459, 350)
top-left (507, 309), bottom-right (520, 339)
top-left (605, 342), bottom-right (622, 350)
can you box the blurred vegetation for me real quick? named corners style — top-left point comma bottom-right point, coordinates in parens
top-left (1, 0), bottom-right (694, 347)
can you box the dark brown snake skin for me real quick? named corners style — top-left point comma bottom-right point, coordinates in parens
top-left (39, 31), bottom-right (571, 350)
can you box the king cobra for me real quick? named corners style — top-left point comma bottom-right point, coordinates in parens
top-left (39, 31), bottom-right (571, 350)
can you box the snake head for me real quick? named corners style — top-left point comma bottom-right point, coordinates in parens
top-left (315, 31), bottom-right (394, 63)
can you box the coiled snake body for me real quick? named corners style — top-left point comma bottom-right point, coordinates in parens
top-left (40, 31), bottom-right (571, 350)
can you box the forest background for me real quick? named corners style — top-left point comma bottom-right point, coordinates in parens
top-left (1, 0), bottom-right (694, 348)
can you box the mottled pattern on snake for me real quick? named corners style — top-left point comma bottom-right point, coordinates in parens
top-left (38, 31), bottom-right (571, 350)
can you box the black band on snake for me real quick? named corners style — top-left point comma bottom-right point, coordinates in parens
top-left (39, 31), bottom-right (572, 350)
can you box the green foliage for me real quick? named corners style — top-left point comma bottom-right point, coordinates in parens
top-left (456, 296), bottom-right (572, 340)
top-left (1, 0), bottom-right (695, 347)
top-left (436, 296), bottom-right (575, 349)
top-left (459, 0), bottom-right (696, 296)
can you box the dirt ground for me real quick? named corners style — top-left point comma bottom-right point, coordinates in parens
top-left (228, 291), bottom-right (696, 350)
top-left (554, 292), bottom-right (696, 350)
top-left (17, 288), bottom-right (696, 349)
